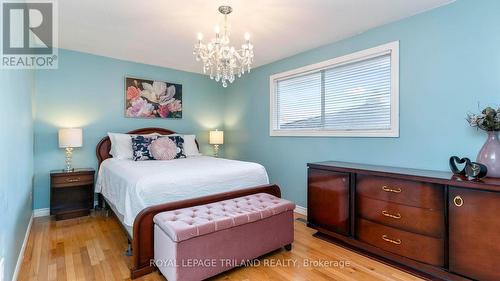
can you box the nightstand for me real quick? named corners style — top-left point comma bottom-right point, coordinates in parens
top-left (50, 168), bottom-right (95, 220)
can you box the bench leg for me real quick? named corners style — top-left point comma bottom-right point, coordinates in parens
top-left (284, 244), bottom-right (292, 251)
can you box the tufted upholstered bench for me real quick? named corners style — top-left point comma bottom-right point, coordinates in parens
top-left (153, 193), bottom-right (295, 281)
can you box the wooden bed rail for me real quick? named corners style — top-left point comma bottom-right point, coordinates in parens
top-left (130, 184), bottom-right (282, 279)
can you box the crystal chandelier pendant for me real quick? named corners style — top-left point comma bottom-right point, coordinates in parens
top-left (193, 6), bottom-right (254, 87)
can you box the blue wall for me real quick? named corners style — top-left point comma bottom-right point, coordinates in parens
top-left (33, 49), bottom-right (225, 209)
top-left (224, 0), bottom-right (500, 207)
top-left (0, 70), bottom-right (34, 281)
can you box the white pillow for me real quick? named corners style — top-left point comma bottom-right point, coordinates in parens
top-left (108, 133), bottom-right (134, 160)
top-left (182, 134), bottom-right (202, 157)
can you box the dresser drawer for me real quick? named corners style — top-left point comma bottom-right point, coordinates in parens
top-left (357, 195), bottom-right (444, 238)
top-left (357, 218), bottom-right (444, 267)
top-left (51, 174), bottom-right (94, 187)
top-left (356, 175), bottom-right (443, 210)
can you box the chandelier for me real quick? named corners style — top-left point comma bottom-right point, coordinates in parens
top-left (193, 6), bottom-right (254, 87)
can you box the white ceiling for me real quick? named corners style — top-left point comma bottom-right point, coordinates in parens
top-left (59, 0), bottom-right (454, 74)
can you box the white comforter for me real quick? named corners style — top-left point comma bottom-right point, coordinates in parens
top-left (95, 156), bottom-right (269, 226)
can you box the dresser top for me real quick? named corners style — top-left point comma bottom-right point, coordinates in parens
top-left (308, 161), bottom-right (500, 191)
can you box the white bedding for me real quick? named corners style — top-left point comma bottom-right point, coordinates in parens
top-left (95, 156), bottom-right (269, 227)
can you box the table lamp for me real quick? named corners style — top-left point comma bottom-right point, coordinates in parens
top-left (209, 130), bottom-right (224, 157)
top-left (58, 128), bottom-right (83, 172)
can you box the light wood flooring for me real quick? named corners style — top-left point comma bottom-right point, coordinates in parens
top-left (18, 212), bottom-right (423, 281)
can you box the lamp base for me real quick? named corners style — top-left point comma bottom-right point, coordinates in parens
top-left (64, 147), bottom-right (74, 172)
top-left (213, 144), bottom-right (220, 158)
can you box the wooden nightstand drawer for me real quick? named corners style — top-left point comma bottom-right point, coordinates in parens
top-left (51, 174), bottom-right (94, 187)
top-left (356, 174), bottom-right (443, 210)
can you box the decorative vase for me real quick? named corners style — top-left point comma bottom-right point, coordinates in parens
top-left (477, 131), bottom-right (500, 178)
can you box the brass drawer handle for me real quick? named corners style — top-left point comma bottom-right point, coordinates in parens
top-left (66, 178), bottom-right (81, 183)
top-left (382, 185), bottom-right (402, 193)
top-left (382, 234), bottom-right (402, 245)
top-left (382, 210), bottom-right (402, 219)
top-left (453, 195), bottom-right (463, 207)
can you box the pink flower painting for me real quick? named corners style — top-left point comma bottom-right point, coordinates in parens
top-left (125, 77), bottom-right (182, 118)
top-left (126, 86), bottom-right (141, 101)
top-left (126, 98), bottom-right (154, 117)
top-left (158, 104), bottom-right (170, 118)
top-left (167, 99), bottom-right (182, 112)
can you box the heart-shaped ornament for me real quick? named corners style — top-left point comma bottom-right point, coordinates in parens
top-left (449, 156), bottom-right (471, 175)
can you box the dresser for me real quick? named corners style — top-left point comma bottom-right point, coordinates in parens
top-left (307, 161), bottom-right (500, 281)
top-left (50, 168), bottom-right (95, 220)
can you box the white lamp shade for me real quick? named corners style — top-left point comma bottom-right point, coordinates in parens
top-left (209, 130), bottom-right (224, 145)
top-left (58, 128), bottom-right (83, 148)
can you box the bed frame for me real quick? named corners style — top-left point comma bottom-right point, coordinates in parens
top-left (96, 127), bottom-right (281, 279)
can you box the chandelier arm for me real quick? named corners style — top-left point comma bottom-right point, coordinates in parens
top-left (233, 54), bottom-right (241, 61)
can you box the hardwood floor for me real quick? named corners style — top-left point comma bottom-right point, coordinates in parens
top-left (18, 212), bottom-right (423, 281)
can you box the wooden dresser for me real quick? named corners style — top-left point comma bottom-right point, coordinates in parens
top-left (307, 161), bottom-right (500, 281)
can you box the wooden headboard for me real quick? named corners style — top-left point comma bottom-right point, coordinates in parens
top-left (96, 127), bottom-right (199, 166)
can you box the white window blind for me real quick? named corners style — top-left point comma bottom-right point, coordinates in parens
top-left (270, 42), bottom-right (399, 137)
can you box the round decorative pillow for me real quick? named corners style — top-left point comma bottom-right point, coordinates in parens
top-left (150, 137), bottom-right (177, 160)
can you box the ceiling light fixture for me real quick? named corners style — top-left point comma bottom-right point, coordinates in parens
top-left (193, 6), bottom-right (254, 87)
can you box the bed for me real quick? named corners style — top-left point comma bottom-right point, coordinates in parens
top-left (95, 127), bottom-right (281, 278)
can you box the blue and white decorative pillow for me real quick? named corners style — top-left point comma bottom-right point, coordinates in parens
top-left (131, 135), bottom-right (186, 161)
top-left (165, 135), bottom-right (186, 159)
top-left (131, 135), bottom-right (158, 161)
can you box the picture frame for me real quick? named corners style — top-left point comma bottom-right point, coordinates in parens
top-left (125, 77), bottom-right (182, 119)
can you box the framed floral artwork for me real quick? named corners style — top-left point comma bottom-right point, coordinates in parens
top-left (125, 77), bottom-right (182, 118)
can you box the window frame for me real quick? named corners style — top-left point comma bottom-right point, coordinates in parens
top-left (269, 41), bottom-right (399, 137)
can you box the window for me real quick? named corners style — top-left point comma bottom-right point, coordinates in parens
top-left (270, 41), bottom-right (399, 137)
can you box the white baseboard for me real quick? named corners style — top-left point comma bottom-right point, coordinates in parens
top-left (12, 214), bottom-right (33, 281)
top-left (33, 208), bottom-right (50, 218)
top-left (33, 200), bottom-right (99, 218)
top-left (294, 205), bottom-right (307, 216)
